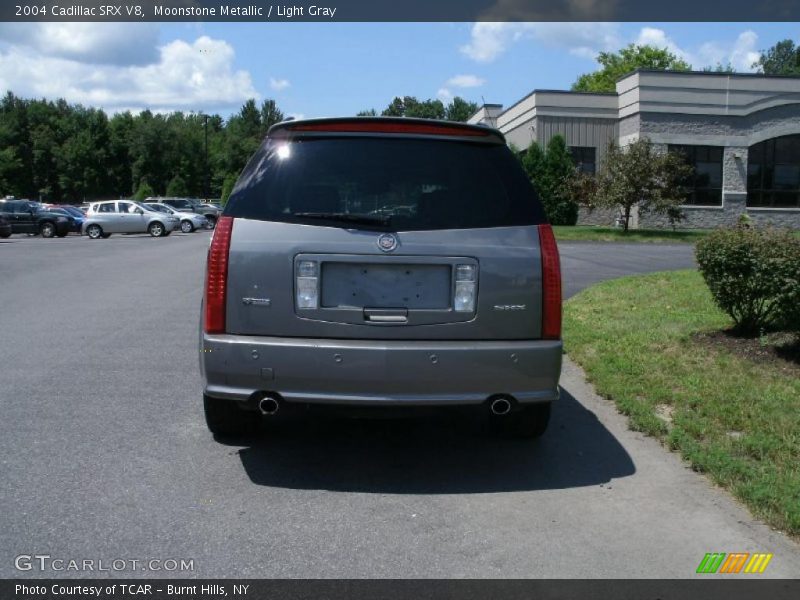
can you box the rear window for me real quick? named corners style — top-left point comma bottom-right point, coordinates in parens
top-left (225, 137), bottom-right (545, 230)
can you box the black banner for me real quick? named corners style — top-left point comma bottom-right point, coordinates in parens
top-left (3, 0), bottom-right (800, 22)
top-left (3, 580), bottom-right (800, 600)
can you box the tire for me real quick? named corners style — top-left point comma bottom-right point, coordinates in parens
top-left (86, 224), bottom-right (103, 239)
top-left (0, 231), bottom-right (10, 239)
top-left (40, 222), bottom-right (56, 238)
top-left (205, 215), bottom-right (217, 229)
top-left (493, 403), bottom-right (551, 439)
top-left (203, 394), bottom-right (258, 436)
top-left (148, 221), bottom-right (165, 237)
top-left (180, 220), bottom-right (194, 233)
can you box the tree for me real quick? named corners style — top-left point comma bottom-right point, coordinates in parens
top-left (752, 39), bottom-right (800, 75)
top-left (521, 135), bottom-right (579, 225)
top-left (587, 139), bottom-right (693, 231)
top-left (166, 174), bottom-right (189, 197)
top-left (133, 180), bottom-right (155, 201)
top-left (259, 99), bottom-right (284, 136)
top-left (0, 93), bottom-right (286, 203)
top-left (445, 97), bottom-right (479, 122)
top-left (357, 108), bottom-right (377, 116)
top-left (702, 62), bottom-right (736, 73)
top-left (572, 44), bottom-right (692, 93)
top-left (381, 96), bottom-right (445, 119)
top-left (220, 173), bottom-right (237, 206)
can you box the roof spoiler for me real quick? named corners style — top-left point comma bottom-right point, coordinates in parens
top-left (268, 117), bottom-right (505, 144)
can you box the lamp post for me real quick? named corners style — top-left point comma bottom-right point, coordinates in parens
top-left (200, 113), bottom-right (209, 200)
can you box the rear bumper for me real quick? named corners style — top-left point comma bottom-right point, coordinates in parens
top-left (200, 334), bottom-right (562, 406)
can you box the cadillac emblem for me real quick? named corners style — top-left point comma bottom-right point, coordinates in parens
top-left (377, 233), bottom-right (398, 252)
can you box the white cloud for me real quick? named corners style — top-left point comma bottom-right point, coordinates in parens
top-left (445, 74), bottom-right (485, 88)
top-left (0, 23), bottom-right (160, 66)
top-left (460, 22), bottom-right (761, 74)
top-left (729, 31), bottom-right (760, 72)
top-left (269, 77), bottom-right (291, 91)
top-left (635, 27), bottom-right (690, 62)
top-left (460, 22), bottom-right (620, 63)
top-left (635, 27), bottom-right (760, 72)
top-left (0, 33), bottom-right (258, 113)
top-left (437, 88), bottom-right (454, 102)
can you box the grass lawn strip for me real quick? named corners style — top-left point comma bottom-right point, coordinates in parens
top-left (563, 269), bottom-right (800, 535)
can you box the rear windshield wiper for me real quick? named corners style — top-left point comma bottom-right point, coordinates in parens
top-left (293, 212), bottom-right (391, 227)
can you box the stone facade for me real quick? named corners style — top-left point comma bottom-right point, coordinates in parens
top-left (577, 206), bottom-right (622, 227)
top-left (472, 71), bottom-right (800, 230)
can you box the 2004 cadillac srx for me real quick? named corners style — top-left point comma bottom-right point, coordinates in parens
top-left (199, 117), bottom-right (562, 438)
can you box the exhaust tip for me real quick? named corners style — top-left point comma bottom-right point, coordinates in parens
top-left (489, 396), bottom-right (513, 416)
top-left (258, 395), bottom-right (280, 416)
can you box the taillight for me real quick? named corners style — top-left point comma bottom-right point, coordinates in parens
top-left (539, 224), bottom-right (562, 340)
top-left (204, 216), bottom-right (233, 334)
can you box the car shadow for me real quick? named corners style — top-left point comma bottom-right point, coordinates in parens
top-left (231, 386), bottom-right (635, 494)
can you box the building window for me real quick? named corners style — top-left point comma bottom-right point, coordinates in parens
top-left (568, 146), bottom-right (596, 174)
top-left (668, 145), bottom-right (723, 206)
top-left (747, 135), bottom-right (800, 209)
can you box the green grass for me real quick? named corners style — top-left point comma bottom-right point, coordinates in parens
top-left (553, 226), bottom-right (711, 243)
top-left (564, 270), bottom-right (800, 535)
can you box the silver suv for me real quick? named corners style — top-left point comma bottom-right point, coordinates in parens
top-left (200, 118), bottom-right (562, 438)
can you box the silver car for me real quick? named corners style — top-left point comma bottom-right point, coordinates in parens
top-left (199, 117), bottom-right (562, 438)
top-left (82, 200), bottom-right (179, 238)
top-left (144, 202), bottom-right (208, 233)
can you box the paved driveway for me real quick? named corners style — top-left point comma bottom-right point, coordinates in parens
top-left (0, 234), bottom-right (797, 579)
top-left (560, 241), bottom-right (696, 298)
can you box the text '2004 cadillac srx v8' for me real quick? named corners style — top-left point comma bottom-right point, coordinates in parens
top-left (200, 118), bottom-right (562, 438)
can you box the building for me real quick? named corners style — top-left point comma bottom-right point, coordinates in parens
top-left (469, 70), bottom-right (800, 229)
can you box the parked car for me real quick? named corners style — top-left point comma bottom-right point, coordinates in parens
top-left (143, 202), bottom-right (208, 233)
top-left (60, 205), bottom-right (88, 222)
top-left (41, 207), bottom-right (82, 233)
top-left (0, 214), bottom-right (11, 238)
top-left (199, 117), bottom-right (562, 438)
top-left (82, 200), bottom-right (179, 238)
top-left (147, 197), bottom-right (221, 228)
top-left (0, 199), bottom-right (71, 237)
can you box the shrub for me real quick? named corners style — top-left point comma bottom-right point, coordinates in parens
top-left (166, 175), bottom-right (188, 197)
top-left (521, 135), bottom-right (579, 226)
top-left (695, 225), bottom-right (800, 335)
top-left (133, 180), bottom-right (155, 201)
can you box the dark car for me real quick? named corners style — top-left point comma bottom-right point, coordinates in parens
top-left (0, 199), bottom-right (71, 238)
top-left (58, 205), bottom-right (88, 220)
top-left (0, 214), bottom-right (11, 238)
top-left (42, 207), bottom-right (81, 233)
top-left (200, 117), bottom-right (562, 438)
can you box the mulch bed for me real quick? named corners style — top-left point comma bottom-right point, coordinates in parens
top-left (693, 330), bottom-right (800, 376)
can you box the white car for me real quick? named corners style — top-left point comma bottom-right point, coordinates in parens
top-left (144, 203), bottom-right (209, 233)
top-left (82, 200), bottom-right (179, 238)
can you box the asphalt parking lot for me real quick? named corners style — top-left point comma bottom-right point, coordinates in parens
top-left (1, 232), bottom-right (798, 578)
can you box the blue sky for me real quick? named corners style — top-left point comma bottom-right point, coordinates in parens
top-left (1, 22), bottom-right (799, 118)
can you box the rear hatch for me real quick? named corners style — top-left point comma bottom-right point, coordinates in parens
top-left (221, 118), bottom-right (550, 341)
